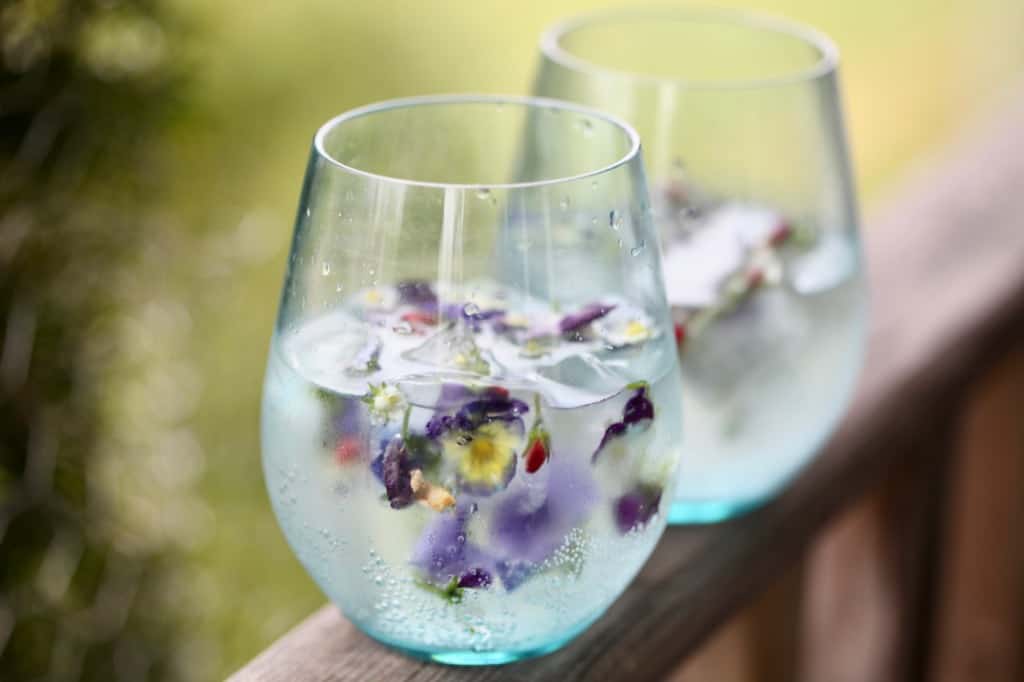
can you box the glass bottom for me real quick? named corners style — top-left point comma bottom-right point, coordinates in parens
top-left (359, 615), bottom-right (597, 666)
top-left (668, 494), bottom-right (771, 525)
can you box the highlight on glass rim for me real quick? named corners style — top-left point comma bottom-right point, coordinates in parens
top-left (3, 0), bottom-right (1022, 679)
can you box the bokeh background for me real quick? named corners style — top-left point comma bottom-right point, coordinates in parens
top-left (1, 0), bottom-right (1022, 679)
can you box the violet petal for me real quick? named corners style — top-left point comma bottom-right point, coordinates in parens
top-left (559, 303), bottom-right (615, 334)
top-left (381, 437), bottom-right (414, 509)
top-left (490, 454), bottom-right (597, 568)
top-left (410, 504), bottom-right (494, 585)
top-left (457, 567), bottom-right (492, 589)
top-left (622, 387), bottom-right (655, 426)
top-left (613, 485), bottom-right (663, 534)
top-left (397, 280), bottom-right (437, 306)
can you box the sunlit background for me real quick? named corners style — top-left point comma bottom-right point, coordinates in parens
top-left (1, 0), bottom-right (1022, 679)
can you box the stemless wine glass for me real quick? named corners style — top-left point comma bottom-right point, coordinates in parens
top-left (535, 8), bottom-right (868, 523)
top-left (260, 95), bottom-right (684, 664)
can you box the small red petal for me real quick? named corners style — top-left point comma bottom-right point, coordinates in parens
top-left (401, 311), bottom-right (437, 326)
top-left (746, 268), bottom-right (765, 289)
top-left (487, 386), bottom-right (510, 399)
top-left (674, 322), bottom-right (686, 346)
top-left (335, 436), bottom-right (363, 464)
top-left (524, 438), bottom-right (548, 474)
top-left (768, 221), bottom-right (792, 247)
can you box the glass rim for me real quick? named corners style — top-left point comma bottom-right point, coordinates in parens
top-left (312, 94), bottom-right (642, 191)
top-left (540, 6), bottom-right (840, 90)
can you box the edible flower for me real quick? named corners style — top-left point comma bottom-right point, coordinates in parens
top-left (613, 483), bottom-right (663, 534)
top-left (523, 394), bottom-right (550, 474)
top-left (592, 383), bottom-right (655, 462)
top-left (411, 503), bottom-right (494, 598)
top-left (427, 388), bottom-right (528, 495)
top-left (559, 302), bottom-right (615, 335)
top-left (362, 383), bottom-right (406, 425)
top-left (490, 454), bottom-right (598, 585)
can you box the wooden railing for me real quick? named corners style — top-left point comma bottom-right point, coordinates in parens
top-left (232, 94), bottom-right (1024, 682)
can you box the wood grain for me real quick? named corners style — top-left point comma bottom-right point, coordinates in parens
top-left (232, 96), bottom-right (1024, 682)
top-left (928, 348), bottom-right (1024, 682)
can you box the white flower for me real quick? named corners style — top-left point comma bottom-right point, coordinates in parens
top-left (595, 308), bottom-right (660, 348)
top-left (364, 383), bottom-right (406, 424)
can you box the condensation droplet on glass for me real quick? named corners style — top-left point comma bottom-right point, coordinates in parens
top-left (591, 180), bottom-right (599, 190)
top-left (368, 267), bottom-right (376, 276)
top-left (617, 238), bottom-right (624, 248)
top-left (393, 321), bottom-right (413, 335)
top-left (321, 262), bottom-right (331, 275)
top-left (559, 197), bottom-right (570, 211)
top-left (476, 188), bottom-right (491, 200)
top-left (591, 216), bottom-right (598, 226)
top-left (463, 302), bottom-right (480, 316)
top-left (578, 117), bottom-right (594, 136)
top-left (630, 239), bottom-right (647, 257)
top-left (609, 210), bottom-right (622, 231)
top-left (304, 208), bottom-right (311, 218)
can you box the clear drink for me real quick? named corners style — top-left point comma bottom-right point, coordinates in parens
top-left (659, 198), bottom-right (866, 520)
top-left (261, 281), bottom-right (682, 661)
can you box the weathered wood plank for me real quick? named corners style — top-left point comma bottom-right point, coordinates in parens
top-left (797, 412), bottom-right (956, 682)
top-left (928, 348), bottom-right (1024, 682)
top-left (232, 95), bottom-right (1024, 682)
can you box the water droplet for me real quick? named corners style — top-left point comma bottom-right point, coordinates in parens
top-left (374, 575), bottom-right (384, 586)
top-left (630, 240), bottom-right (646, 257)
top-left (609, 210), bottom-right (622, 231)
top-left (321, 262), bottom-right (331, 275)
top-left (393, 321), bottom-right (413, 335)
top-left (336, 284), bottom-right (343, 292)
top-left (617, 238), bottom-right (624, 248)
top-left (578, 118), bottom-right (594, 136)
top-left (368, 267), bottom-right (376, 276)
top-left (304, 208), bottom-right (311, 218)
top-left (591, 180), bottom-right (599, 190)
top-left (463, 302), bottom-right (480, 316)
top-left (476, 188), bottom-right (491, 200)
top-left (591, 216), bottom-right (598, 226)
top-left (559, 197), bottom-right (570, 211)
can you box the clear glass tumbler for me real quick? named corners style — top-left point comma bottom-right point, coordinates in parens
top-left (535, 8), bottom-right (868, 523)
top-left (260, 95), bottom-right (684, 663)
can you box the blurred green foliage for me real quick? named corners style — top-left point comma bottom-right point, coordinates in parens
top-left (0, 1), bottom-right (191, 680)
top-left (2, 0), bottom-right (1022, 679)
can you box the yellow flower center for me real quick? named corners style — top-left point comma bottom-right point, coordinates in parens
top-left (469, 437), bottom-right (496, 465)
top-left (624, 320), bottom-right (648, 340)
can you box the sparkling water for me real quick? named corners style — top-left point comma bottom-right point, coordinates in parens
top-left (261, 283), bottom-right (682, 660)
top-left (660, 201), bottom-right (866, 521)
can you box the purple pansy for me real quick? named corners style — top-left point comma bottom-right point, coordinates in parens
top-left (613, 484), bottom-right (663, 534)
top-left (426, 386), bottom-right (528, 439)
top-left (425, 388), bottom-right (528, 496)
top-left (592, 384), bottom-right (655, 462)
top-left (373, 432), bottom-right (441, 508)
top-left (490, 454), bottom-right (598, 577)
top-left (559, 302), bottom-right (616, 334)
top-left (410, 503), bottom-right (494, 590)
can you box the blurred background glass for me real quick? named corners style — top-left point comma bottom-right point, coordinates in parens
top-left (1, 0), bottom-right (1021, 679)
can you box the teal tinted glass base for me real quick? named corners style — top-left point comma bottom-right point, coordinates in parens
top-left (668, 495), bottom-right (770, 525)
top-left (361, 616), bottom-right (597, 666)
